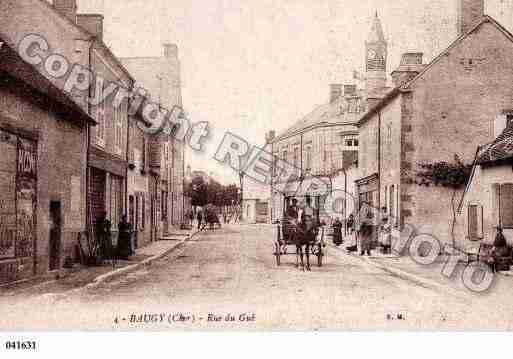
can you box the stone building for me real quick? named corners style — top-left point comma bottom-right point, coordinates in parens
top-left (267, 13), bottom-right (389, 225)
top-left (74, 12), bottom-right (135, 245)
top-left (127, 111), bottom-right (152, 248)
top-left (0, 35), bottom-right (94, 284)
top-left (356, 0), bottom-right (513, 249)
top-left (461, 124), bottom-right (513, 250)
top-left (121, 45), bottom-right (185, 236)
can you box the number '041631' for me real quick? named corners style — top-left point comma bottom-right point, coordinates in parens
top-left (5, 341), bottom-right (36, 350)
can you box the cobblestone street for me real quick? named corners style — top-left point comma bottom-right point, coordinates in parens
top-left (1, 225), bottom-right (512, 330)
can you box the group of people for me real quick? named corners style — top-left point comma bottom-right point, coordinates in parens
top-left (331, 203), bottom-right (393, 256)
top-left (285, 197), bottom-right (317, 235)
top-left (195, 209), bottom-right (221, 231)
top-left (95, 212), bottom-right (133, 262)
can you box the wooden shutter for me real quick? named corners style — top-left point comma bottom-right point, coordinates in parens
top-left (468, 204), bottom-right (483, 240)
top-left (500, 183), bottom-right (513, 228)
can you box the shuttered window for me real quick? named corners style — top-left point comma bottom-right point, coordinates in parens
top-left (468, 204), bottom-right (483, 240)
top-left (500, 184), bottom-right (513, 228)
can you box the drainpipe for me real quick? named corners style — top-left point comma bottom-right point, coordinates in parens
top-left (182, 140), bottom-right (185, 225)
top-left (86, 37), bottom-right (96, 237)
top-left (378, 110), bottom-right (382, 214)
top-left (344, 168), bottom-right (348, 236)
top-left (270, 140), bottom-right (274, 223)
top-left (125, 81), bottom-right (134, 215)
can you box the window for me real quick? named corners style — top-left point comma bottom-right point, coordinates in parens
top-left (507, 114), bottom-right (513, 128)
top-left (468, 204), bottom-right (484, 240)
top-left (282, 150), bottom-right (288, 163)
top-left (305, 146), bottom-right (312, 171)
top-left (498, 183), bottom-right (513, 228)
top-left (161, 191), bottom-right (168, 220)
top-left (345, 139), bottom-right (354, 147)
top-left (96, 101), bottom-right (106, 146)
top-left (293, 147), bottom-right (299, 168)
top-left (114, 108), bottom-right (122, 154)
top-left (354, 139), bottom-right (359, 147)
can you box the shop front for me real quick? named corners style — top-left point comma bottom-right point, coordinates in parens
top-left (0, 129), bottom-right (37, 284)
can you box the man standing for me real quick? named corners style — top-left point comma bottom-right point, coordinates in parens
top-left (358, 202), bottom-right (373, 256)
top-left (118, 215), bottom-right (132, 260)
top-left (301, 196), bottom-right (315, 234)
top-left (286, 198), bottom-right (299, 224)
top-left (197, 210), bottom-right (203, 230)
top-left (95, 211), bottom-right (112, 261)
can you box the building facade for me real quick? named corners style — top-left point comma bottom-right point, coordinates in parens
top-left (127, 112), bottom-right (152, 248)
top-left (0, 35), bottom-right (94, 285)
top-left (267, 14), bottom-right (390, 226)
top-left (121, 44), bottom-right (185, 236)
top-left (357, 0), bottom-right (513, 249)
top-left (462, 125), bottom-right (513, 250)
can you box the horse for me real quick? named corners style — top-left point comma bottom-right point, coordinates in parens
top-left (294, 219), bottom-right (317, 271)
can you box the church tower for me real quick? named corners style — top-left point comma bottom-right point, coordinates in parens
top-left (365, 12), bottom-right (387, 94)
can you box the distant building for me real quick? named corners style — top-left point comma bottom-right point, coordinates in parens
top-left (121, 44), bottom-right (186, 235)
top-left (267, 13), bottom-right (389, 225)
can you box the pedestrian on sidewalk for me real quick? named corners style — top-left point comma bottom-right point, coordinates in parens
top-left (197, 210), bottom-right (203, 230)
top-left (333, 217), bottom-right (343, 246)
top-left (357, 202), bottom-right (373, 256)
top-left (117, 215), bottom-right (132, 260)
top-left (380, 207), bottom-right (392, 254)
top-left (346, 214), bottom-right (355, 234)
top-left (95, 211), bottom-right (112, 262)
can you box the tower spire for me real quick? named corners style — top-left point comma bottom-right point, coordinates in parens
top-left (367, 12), bottom-right (386, 44)
top-left (365, 11), bottom-right (388, 97)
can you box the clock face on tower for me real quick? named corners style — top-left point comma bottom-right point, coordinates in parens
top-left (366, 47), bottom-right (385, 71)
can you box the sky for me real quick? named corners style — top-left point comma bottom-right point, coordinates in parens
top-left (77, 0), bottom-right (513, 184)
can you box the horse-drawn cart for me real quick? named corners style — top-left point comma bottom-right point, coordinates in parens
top-left (273, 190), bottom-right (327, 270)
top-left (274, 217), bottom-right (325, 268)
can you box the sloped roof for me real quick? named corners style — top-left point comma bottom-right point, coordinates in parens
top-left (477, 126), bottom-right (513, 165)
top-left (0, 35), bottom-right (96, 126)
top-left (273, 90), bottom-right (365, 142)
top-left (403, 15), bottom-right (513, 90)
top-left (358, 15), bottom-right (513, 127)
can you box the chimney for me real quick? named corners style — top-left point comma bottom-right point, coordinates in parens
top-left (344, 84), bottom-right (357, 96)
top-left (330, 84), bottom-right (343, 103)
top-left (265, 131), bottom-right (276, 144)
top-left (457, 0), bottom-right (484, 36)
top-left (391, 52), bottom-right (425, 87)
top-left (53, 0), bottom-right (77, 23)
top-left (163, 43), bottom-right (178, 59)
top-left (76, 14), bottom-right (104, 41)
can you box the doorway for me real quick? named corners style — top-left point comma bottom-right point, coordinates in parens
top-left (49, 201), bottom-right (62, 271)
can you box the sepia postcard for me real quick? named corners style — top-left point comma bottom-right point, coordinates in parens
top-left (2, 0), bottom-right (513, 345)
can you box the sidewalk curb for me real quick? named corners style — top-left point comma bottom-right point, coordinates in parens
top-left (329, 244), bottom-right (470, 300)
top-left (84, 230), bottom-right (199, 290)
